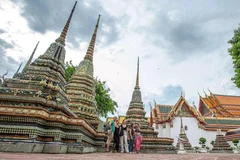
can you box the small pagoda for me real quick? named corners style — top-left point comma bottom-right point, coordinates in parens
top-left (0, 1), bottom-right (105, 154)
top-left (211, 129), bottom-right (232, 153)
top-left (125, 57), bottom-right (175, 154)
top-left (176, 117), bottom-right (193, 151)
top-left (66, 15), bottom-right (101, 129)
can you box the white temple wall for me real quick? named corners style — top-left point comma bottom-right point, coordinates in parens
top-left (153, 118), bottom-right (229, 148)
top-left (158, 124), bottom-right (163, 137)
top-left (202, 130), bottom-right (227, 149)
top-left (171, 117), bottom-right (201, 146)
top-left (166, 122), bottom-right (171, 138)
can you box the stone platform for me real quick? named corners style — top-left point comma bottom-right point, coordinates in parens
top-left (0, 140), bottom-right (105, 154)
top-left (0, 153), bottom-right (240, 160)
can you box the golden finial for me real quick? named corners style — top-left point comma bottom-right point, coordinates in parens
top-left (153, 98), bottom-right (156, 107)
top-left (208, 87), bottom-right (213, 96)
top-left (197, 91), bottom-right (201, 97)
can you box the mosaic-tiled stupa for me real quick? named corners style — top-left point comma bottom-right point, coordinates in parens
top-left (125, 57), bottom-right (175, 153)
top-left (176, 117), bottom-right (193, 151)
top-left (0, 1), bottom-right (105, 153)
top-left (66, 15), bottom-right (101, 129)
top-left (211, 129), bottom-right (232, 153)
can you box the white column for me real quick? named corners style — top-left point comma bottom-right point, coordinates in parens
top-left (158, 124), bottom-right (163, 137)
top-left (166, 123), bottom-right (171, 138)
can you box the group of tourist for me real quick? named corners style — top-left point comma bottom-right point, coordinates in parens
top-left (105, 116), bottom-right (142, 153)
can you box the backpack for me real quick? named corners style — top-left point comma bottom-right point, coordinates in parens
top-left (104, 124), bottom-right (110, 132)
top-left (119, 125), bottom-right (124, 136)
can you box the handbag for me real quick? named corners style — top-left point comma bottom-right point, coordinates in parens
top-left (119, 126), bottom-right (124, 136)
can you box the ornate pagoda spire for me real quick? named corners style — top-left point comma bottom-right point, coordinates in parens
top-left (13, 3), bottom-right (79, 118)
top-left (84, 15), bottom-right (101, 61)
top-left (13, 62), bottom-right (23, 78)
top-left (23, 41), bottom-right (39, 71)
top-left (130, 57), bottom-right (142, 103)
top-left (126, 57), bottom-right (149, 127)
top-left (135, 57), bottom-right (140, 89)
top-left (23, 1), bottom-right (78, 87)
top-left (55, 1), bottom-right (77, 46)
top-left (125, 57), bottom-right (175, 153)
top-left (66, 15), bottom-right (102, 129)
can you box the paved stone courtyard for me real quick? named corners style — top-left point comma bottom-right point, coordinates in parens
top-left (0, 153), bottom-right (240, 160)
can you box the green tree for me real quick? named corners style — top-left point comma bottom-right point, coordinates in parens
top-left (64, 61), bottom-right (118, 118)
top-left (95, 79), bottom-right (118, 117)
top-left (228, 26), bottom-right (240, 88)
top-left (199, 137), bottom-right (206, 148)
top-left (65, 61), bottom-right (76, 82)
top-left (210, 140), bottom-right (214, 146)
top-left (232, 138), bottom-right (239, 147)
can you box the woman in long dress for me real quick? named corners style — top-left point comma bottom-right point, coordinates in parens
top-left (113, 120), bottom-right (120, 153)
top-left (134, 123), bottom-right (142, 153)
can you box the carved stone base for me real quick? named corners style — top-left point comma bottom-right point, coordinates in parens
top-left (198, 148), bottom-right (207, 153)
top-left (0, 140), bottom-right (100, 154)
top-left (177, 150), bottom-right (187, 154)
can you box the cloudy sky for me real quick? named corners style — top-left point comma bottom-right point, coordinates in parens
top-left (1, 0), bottom-right (240, 119)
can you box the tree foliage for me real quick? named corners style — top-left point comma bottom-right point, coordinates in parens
top-left (65, 61), bottom-right (76, 82)
top-left (95, 79), bottom-right (118, 118)
top-left (210, 140), bottom-right (215, 146)
top-left (232, 138), bottom-right (239, 146)
top-left (199, 137), bottom-right (206, 148)
top-left (64, 61), bottom-right (118, 118)
top-left (228, 26), bottom-right (240, 88)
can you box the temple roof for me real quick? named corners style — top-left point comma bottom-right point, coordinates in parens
top-left (215, 94), bottom-right (240, 105)
top-left (156, 104), bottom-right (173, 113)
top-left (152, 95), bottom-right (205, 124)
top-left (167, 95), bottom-right (206, 123)
top-left (199, 92), bottom-right (240, 118)
top-left (205, 118), bottom-right (240, 125)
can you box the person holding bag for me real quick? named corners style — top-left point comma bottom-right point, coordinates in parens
top-left (106, 116), bottom-right (117, 152)
top-left (119, 119), bottom-right (129, 153)
top-left (128, 123), bottom-right (135, 153)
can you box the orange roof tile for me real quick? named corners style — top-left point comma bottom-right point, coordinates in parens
top-left (225, 105), bottom-right (240, 111)
top-left (215, 94), bottom-right (240, 105)
top-left (203, 98), bottom-right (215, 108)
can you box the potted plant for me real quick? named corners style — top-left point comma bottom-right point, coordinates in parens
top-left (232, 138), bottom-right (239, 154)
top-left (198, 137), bottom-right (207, 153)
top-left (210, 140), bottom-right (214, 150)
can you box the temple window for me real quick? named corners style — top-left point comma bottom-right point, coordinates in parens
top-left (184, 125), bottom-right (188, 131)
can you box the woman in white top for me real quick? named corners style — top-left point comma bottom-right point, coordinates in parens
top-left (119, 119), bottom-right (129, 153)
